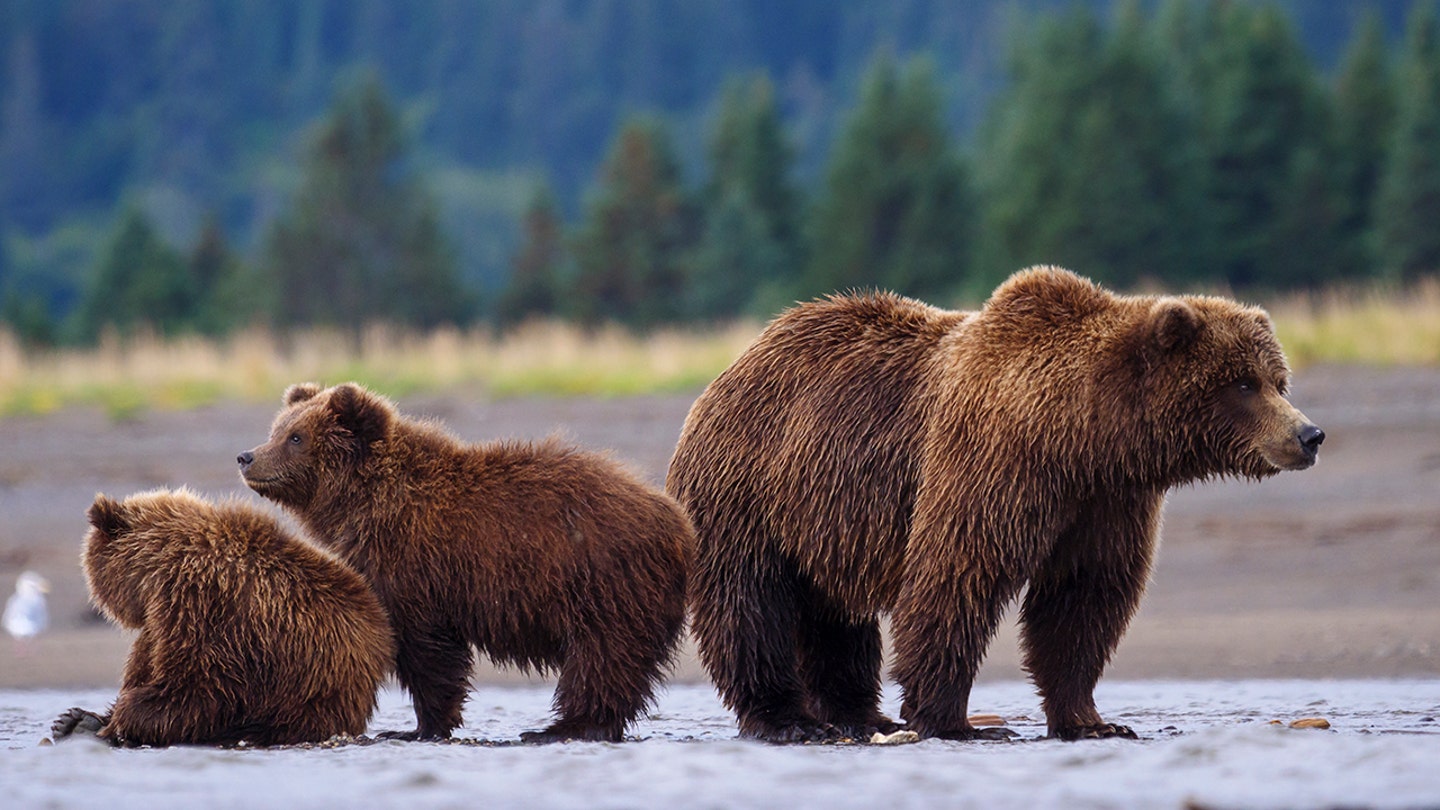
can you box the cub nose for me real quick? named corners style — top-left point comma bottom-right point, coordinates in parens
top-left (1298, 424), bottom-right (1325, 454)
top-left (237, 451), bottom-right (255, 468)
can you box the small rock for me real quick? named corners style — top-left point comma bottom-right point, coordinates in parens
top-left (1288, 717), bottom-right (1331, 730)
top-left (967, 714), bottom-right (1006, 727)
top-left (870, 730), bottom-right (921, 745)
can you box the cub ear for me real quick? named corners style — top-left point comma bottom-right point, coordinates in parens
top-left (329, 383), bottom-right (393, 450)
top-left (284, 383), bottom-right (323, 406)
top-left (1151, 299), bottom-right (1201, 353)
top-left (87, 494), bottom-right (127, 537)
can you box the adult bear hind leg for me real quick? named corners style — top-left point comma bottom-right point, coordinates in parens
top-left (692, 549), bottom-right (838, 743)
top-left (796, 599), bottom-right (895, 738)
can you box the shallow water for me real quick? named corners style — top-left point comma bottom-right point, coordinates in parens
top-left (2, 679), bottom-right (1438, 809)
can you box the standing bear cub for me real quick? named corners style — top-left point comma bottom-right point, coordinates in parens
top-left (667, 266), bottom-right (1324, 743)
top-left (54, 488), bottom-right (394, 747)
top-left (240, 382), bottom-right (695, 743)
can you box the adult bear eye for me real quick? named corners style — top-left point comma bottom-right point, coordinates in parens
top-left (289, 433), bottom-right (302, 445)
top-left (1236, 379), bottom-right (1257, 394)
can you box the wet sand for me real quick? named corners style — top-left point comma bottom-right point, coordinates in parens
top-left (2, 364), bottom-right (1439, 689)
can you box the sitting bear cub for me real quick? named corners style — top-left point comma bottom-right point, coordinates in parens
top-left (54, 488), bottom-right (394, 747)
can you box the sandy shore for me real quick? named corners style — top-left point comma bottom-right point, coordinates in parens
top-left (3, 364), bottom-right (1438, 689)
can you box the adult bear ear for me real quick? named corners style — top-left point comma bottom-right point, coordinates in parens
top-left (1151, 299), bottom-right (1201, 353)
top-left (87, 494), bottom-right (127, 537)
top-left (329, 383), bottom-right (392, 453)
top-left (284, 382), bottom-right (323, 406)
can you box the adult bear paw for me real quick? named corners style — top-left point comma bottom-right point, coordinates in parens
top-left (374, 728), bottom-right (447, 742)
top-left (520, 722), bottom-right (622, 744)
top-left (1053, 722), bottom-right (1139, 741)
top-left (51, 708), bottom-right (106, 741)
top-left (932, 725), bottom-right (1019, 742)
top-left (742, 720), bottom-right (844, 744)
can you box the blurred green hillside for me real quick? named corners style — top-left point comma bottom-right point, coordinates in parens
top-left (0, 0), bottom-right (1435, 344)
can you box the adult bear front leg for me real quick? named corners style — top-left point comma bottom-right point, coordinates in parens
top-left (891, 551), bottom-right (1022, 741)
top-left (1020, 490), bottom-right (1161, 741)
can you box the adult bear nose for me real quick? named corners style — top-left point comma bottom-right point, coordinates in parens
top-left (1298, 424), bottom-right (1325, 454)
top-left (237, 451), bottom-right (254, 468)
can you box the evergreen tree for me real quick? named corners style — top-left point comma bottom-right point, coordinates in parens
top-left (262, 75), bottom-right (471, 332)
top-left (571, 118), bottom-right (697, 327)
top-left (75, 206), bottom-right (194, 340)
top-left (690, 73), bottom-right (803, 317)
top-left (804, 52), bottom-right (974, 300)
top-left (979, 2), bottom-right (1209, 289)
top-left (1375, 2), bottom-right (1440, 281)
top-left (689, 188), bottom-right (787, 320)
top-left (188, 216), bottom-right (253, 336)
top-left (1186, 4), bottom-right (1345, 287)
top-left (1332, 10), bottom-right (1395, 279)
top-left (497, 185), bottom-right (567, 326)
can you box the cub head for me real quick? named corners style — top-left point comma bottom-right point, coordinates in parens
top-left (237, 382), bottom-right (395, 510)
top-left (1134, 295), bottom-right (1323, 481)
top-left (82, 488), bottom-right (205, 628)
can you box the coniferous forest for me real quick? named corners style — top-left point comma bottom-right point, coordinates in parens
top-left (0, 0), bottom-right (1435, 343)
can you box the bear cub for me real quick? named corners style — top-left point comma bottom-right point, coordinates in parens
top-left (239, 382), bottom-right (695, 743)
top-left (53, 488), bottom-right (394, 747)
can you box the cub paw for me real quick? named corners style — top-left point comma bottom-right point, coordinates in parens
top-left (51, 708), bottom-right (106, 741)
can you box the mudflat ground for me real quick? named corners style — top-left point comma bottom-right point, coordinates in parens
top-left (2, 363), bottom-right (1438, 689)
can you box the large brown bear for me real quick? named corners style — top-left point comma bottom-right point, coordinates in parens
top-left (54, 488), bottom-right (394, 747)
top-left (667, 266), bottom-right (1324, 743)
top-left (238, 382), bottom-right (694, 743)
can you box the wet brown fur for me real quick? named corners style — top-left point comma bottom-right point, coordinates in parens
top-left (78, 488), bottom-right (395, 747)
top-left (666, 266), bottom-right (1322, 742)
top-left (241, 383), bottom-right (694, 742)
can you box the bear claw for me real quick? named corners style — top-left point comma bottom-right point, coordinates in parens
top-left (933, 725), bottom-right (1020, 742)
top-left (743, 721), bottom-right (844, 744)
top-left (51, 707), bottom-right (106, 741)
top-left (1054, 723), bottom-right (1139, 741)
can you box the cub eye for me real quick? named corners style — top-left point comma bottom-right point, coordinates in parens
top-left (289, 433), bottom-right (302, 445)
top-left (1236, 379), bottom-right (1257, 394)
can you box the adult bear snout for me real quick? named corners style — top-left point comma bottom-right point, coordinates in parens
top-left (237, 450), bottom-right (255, 468)
top-left (1298, 424), bottom-right (1325, 455)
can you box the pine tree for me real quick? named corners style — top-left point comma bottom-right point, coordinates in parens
top-left (1187, 4), bottom-right (1345, 287)
top-left (1375, 2), bottom-right (1440, 281)
top-left (690, 74), bottom-right (803, 317)
top-left (497, 185), bottom-right (567, 327)
top-left (75, 206), bottom-right (194, 340)
top-left (979, 2), bottom-right (1209, 289)
top-left (571, 117), bottom-right (697, 327)
top-left (804, 52), bottom-right (974, 300)
top-left (1331, 10), bottom-right (1395, 279)
top-left (188, 216), bottom-right (253, 336)
top-left (262, 75), bottom-right (471, 332)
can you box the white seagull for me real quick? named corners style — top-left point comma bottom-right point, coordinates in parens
top-left (3, 571), bottom-right (50, 655)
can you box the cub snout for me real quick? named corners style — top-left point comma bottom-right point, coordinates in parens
top-left (1298, 423), bottom-right (1325, 461)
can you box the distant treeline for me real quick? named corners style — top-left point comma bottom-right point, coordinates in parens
top-left (1, 0), bottom-right (1436, 343)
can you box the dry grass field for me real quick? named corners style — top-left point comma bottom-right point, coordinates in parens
top-left (2, 277), bottom-right (1438, 420)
